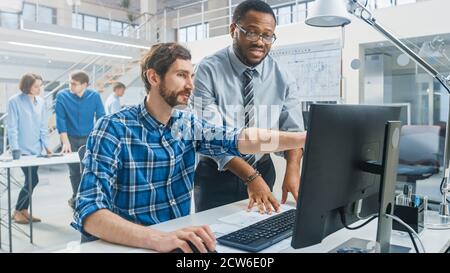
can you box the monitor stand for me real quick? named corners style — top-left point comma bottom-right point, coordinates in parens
top-left (329, 238), bottom-right (411, 253)
top-left (359, 121), bottom-right (402, 253)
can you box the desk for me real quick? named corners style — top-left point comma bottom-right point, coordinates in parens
top-left (0, 153), bottom-right (80, 252)
top-left (52, 200), bottom-right (450, 253)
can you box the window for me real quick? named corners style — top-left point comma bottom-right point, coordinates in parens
top-left (276, 5), bottom-right (292, 25)
top-left (38, 5), bottom-right (55, 24)
top-left (23, 3), bottom-right (35, 21)
top-left (23, 3), bottom-right (57, 24)
top-left (72, 13), bottom-right (82, 30)
top-left (186, 25), bottom-right (196, 42)
top-left (0, 12), bottom-right (19, 29)
top-left (197, 24), bottom-right (205, 40)
top-left (71, 12), bottom-right (129, 37)
top-left (98, 18), bottom-right (110, 34)
top-left (178, 28), bottom-right (187, 43)
top-left (111, 20), bottom-right (123, 36)
top-left (294, 3), bottom-right (307, 23)
top-left (83, 15), bottom-right (97, 32)
top-left (178, 23), bottom-right (209, 43)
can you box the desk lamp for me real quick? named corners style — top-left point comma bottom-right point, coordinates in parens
top-left (305, 0), bottom-right (450, 224)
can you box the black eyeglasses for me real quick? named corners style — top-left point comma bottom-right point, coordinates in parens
top-left (235, 24), bottom-right (277, 44)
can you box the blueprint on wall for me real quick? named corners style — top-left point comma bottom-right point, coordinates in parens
top-left (270, 39), bottom-right (342, 102)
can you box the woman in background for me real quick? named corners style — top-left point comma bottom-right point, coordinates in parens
top-left (7, 73), bottom-right (51, 224)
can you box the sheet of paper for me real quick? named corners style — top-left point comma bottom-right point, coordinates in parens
top-left (218, 204), bottom-right (295, 227)
top-left (209, 223), bottom-right (241, 237)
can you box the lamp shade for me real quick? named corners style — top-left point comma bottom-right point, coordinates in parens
top-left (0, 0), bottom-right (24, 13)
top-left (305, 0), bottom-right (351, 27)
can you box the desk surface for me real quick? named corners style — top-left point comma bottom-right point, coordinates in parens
top-left (0, 153), bottom-right (79, 168)
top-left (53, 200), bottom-right (450, 253)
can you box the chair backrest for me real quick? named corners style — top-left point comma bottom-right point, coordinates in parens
top-left (399, 125), bottom-right (440, 166)
top-left (78, 145), bottom-right (86, 173)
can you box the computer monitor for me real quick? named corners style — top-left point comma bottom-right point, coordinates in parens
top-left (291, 104), bottom-right (402, 252)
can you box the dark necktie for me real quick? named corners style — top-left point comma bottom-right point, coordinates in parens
top-left (243, 68), bottom-right (256, 168)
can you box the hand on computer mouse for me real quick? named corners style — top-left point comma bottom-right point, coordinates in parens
top-left (171, 241), bottom-right (218, 253)
top-left (160, 225), bottom-right (216, 253)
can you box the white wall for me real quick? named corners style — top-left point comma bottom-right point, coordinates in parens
top-left (185, 0), bottom-right (450, 104)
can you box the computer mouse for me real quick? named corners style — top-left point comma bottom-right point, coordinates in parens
top-left (171, 241), bottom-right (218, 253)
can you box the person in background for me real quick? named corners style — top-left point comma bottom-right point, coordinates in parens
top-left (7, 73), bottom-right (51, 224)
top-left (105, 82), bottom-right (126, 115)
top-left (55, 70), bottom-right (105, 209)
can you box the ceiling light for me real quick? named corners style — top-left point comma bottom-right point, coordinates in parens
top-left (8, 41), bottom-right (133, 60)
top-left (22, 28), bottom-right (149, 50)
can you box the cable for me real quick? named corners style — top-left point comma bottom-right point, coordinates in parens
top-left (406, 229), bottom-right (420, 253)
top-left (339, 209), bottom-right (378, 230)
top-left (386, 213), bottom-right (426, 253)
top-left (339, 209), bottom-right (426, 253)
top-left (357, 213), bottom-right (378, 221)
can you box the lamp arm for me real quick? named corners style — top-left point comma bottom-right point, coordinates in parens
top-left (349, 0), bottom-right (450, 93)
top-left (349, 1), bottom-right (450, 194)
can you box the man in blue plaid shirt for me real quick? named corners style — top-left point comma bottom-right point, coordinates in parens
top-left (72, 43), bottom-right (306, 253)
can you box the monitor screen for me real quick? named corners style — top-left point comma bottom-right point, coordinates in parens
top-left (291, 104), bottom-right (401, 249)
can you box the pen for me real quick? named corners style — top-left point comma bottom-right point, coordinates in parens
top-left (407, 185), bottom-right (413, 207)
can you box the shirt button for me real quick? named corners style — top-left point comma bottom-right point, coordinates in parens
top-left (170, 200), bottom-right (176, 206)
top-left (167, 178), bottom-right (171, 183)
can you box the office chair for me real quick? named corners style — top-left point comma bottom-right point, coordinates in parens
top-left (397, 125), bottom-right (441, 193)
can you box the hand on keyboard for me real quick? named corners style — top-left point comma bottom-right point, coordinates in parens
top-left (246, 177), bottom-right (280, 214)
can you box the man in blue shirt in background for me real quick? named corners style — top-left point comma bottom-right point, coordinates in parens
top-left (55, 70), bottom-right (105, 209)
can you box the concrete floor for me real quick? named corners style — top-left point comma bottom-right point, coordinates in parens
top-left (0, 155), bottom-right (445, 253)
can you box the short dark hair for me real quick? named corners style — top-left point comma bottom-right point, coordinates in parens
top-left (19, 73), bottom-right (43, 94)
top-left (70, 70), bottom-right (89, 85)
top-left (112, 82), bottom-right (126, 91)
top-left (232, 0), bottom-right (276, 24)
top-left (140, 43), bottom-right (191, 93)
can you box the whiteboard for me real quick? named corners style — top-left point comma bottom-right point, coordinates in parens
top-left (270, 39), bottom-right (342, 101)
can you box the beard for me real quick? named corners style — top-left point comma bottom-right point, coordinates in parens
top-left (233, 40), bottom-right (268, 67)
top-left (159, 80), bottom-right (191, 108)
